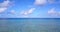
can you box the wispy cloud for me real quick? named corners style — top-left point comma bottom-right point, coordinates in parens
top-left (20, 8), bottom-right (35, 16)
top-left (48, 0), bottom-right (60, 4)
top-left (0, 0), bottom-right (13, 13)
top-left (48, 0), bottom-right (55, 4)
top-left (10, 10), bottom-right (15, 14)
top-left (28, 8), bottom-right (35, 14)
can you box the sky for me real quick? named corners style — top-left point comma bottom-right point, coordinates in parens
top-left (0, 0), bottom-right (60, 18)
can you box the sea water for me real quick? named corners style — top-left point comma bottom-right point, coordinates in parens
top-left (0, 18), bottom-right (60, 32)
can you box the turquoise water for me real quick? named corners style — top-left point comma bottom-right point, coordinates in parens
top-left (0, 18), bottom-right (60, 32)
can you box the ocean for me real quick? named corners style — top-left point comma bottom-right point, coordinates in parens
top-left (0, 18), bottom-right (60, 32)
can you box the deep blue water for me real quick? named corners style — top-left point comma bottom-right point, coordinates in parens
top-left (0, 18), bottom-right (60, 32)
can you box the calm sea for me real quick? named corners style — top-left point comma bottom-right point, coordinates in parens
top-left (0, 18), bottom-right (60, 32)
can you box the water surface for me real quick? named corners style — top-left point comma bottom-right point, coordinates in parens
top-left (0, 18), bottom-right (60, 32)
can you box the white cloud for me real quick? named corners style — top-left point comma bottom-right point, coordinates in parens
top-left (20, 11), bottom-right (28, 15)
top-left (0, 0), bottom-right (10, 7)
top-left (34, 0), bottom-right (47, 6)
top-left (34, 0), bottom-right (60, 6)
top-left (20, 8), bottom-right (35, 15)
top-left (48, 8), bottom-right (56, 15)
top-left (0, 0), bottom-right (11, 7)
top-left (0, 0), bottom-right (13, 13)
top-left (0, 8), bottom-right (7, 13)
top-left (48, 8), bottom-right (60, 16)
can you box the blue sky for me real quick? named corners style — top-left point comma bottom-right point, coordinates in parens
top-left (0, 0), bottom-right (60, 18)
